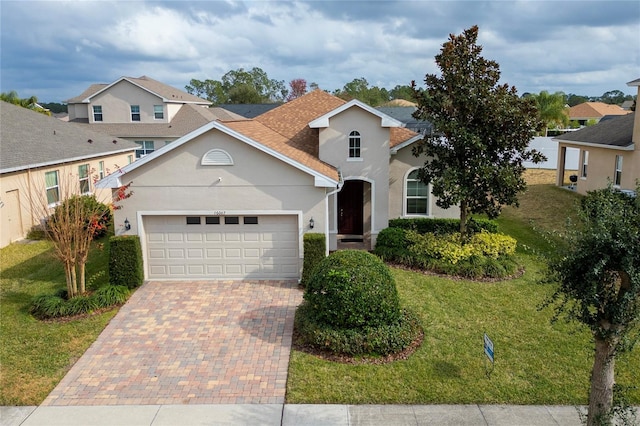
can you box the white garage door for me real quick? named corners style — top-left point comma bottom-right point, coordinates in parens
top-left (144, 215), bottom-right (299, 279)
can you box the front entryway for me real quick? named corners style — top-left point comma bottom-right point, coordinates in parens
top-left (338, 180), bottom-right (364, 236)
top-left (42, 280), bottom-right (303, 406)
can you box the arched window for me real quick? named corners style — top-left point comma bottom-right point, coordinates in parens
top-left (201, 149), bottom-right (234, 166)
top-left (348, 131), bottom-right (361, 158)
top-left (405, 169), bottom-right (429, 215)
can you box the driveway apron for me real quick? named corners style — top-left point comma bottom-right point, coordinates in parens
top-left (42, 280), bottom-right (303, 406)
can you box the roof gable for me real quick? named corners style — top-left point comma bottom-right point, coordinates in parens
top-left (309, 99), bottom-right (403, 128)
top-left (0, 102), bottom-right (138, 173)
top-left (66, 76), bottom-right (210, 105)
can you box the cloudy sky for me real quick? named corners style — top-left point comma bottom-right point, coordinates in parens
top-left (1, 1), bottom-right (639, 103)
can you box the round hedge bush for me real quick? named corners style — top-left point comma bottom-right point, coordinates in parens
top-left (303, 250), bottom-right (402, 330)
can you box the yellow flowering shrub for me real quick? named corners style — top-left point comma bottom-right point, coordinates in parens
top-left (470, 231), bottom-right (517, 258)
top-left (406, 230), bottom-right (516, 264)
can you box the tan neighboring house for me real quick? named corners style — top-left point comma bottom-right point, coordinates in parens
top-left (96, 89), bottom-right (459, 281)
top-left (555, 78), bottom-right (639, 195)
top-left (0, 102), bottom-right (139, 248)
top-left (568, 101), bottom-right (631, 126)
top-left (66, 75), bottom-right (244, 158)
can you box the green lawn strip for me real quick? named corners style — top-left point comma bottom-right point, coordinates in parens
top-left (0, 240), bottom-right (117, 405)
top-left (287, 260), bottom-right (640, 404)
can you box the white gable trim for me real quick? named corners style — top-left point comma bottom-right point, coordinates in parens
top-left (390, 134), bottom-right (424, 154)
top-left (309, 99), bottom-right (403, 129)
top-left (82, 77), bottom-right (209, 105)
top-left (95, 121), bottom-right (338, 189)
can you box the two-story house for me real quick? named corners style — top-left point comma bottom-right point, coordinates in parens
top-left (555, 78), bottom-right (639, 195)
top-left (96, 89), bottom-right (458, 281)
top-left (66, 76), bottom-right (244, 158)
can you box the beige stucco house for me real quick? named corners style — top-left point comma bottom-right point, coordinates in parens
top-left (66, 75), bottom-right (244, 158)
top-left (0, 102), bottom-right (139, 248)
top-left (97, 90), bottom-right (458, 281)
top-left (555, 78), bottom-right (639, 195)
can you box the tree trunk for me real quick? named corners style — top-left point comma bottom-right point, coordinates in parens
top-left (459, 200), bottom-right (468, 241)
top-left (587, 335), bottom-right (617, 426)
top-left (78, 261), bottom-right (86, 294)
top-left (64, 263), bottom-right (74, 298)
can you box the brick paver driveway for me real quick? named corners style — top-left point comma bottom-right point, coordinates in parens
top-left (43, 280), bottom-right (302, 406)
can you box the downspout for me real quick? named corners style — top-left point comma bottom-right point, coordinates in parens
top-left (324, 170), bottom-right (344, 256)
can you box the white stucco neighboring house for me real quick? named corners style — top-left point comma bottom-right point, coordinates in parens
top-left (96, 89), bottom-right (459, 281)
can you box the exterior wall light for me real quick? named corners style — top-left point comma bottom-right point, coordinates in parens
top-left (309, 217), bottom-right (314, 229)
top-left (124, 218), bottom-right (131, 231)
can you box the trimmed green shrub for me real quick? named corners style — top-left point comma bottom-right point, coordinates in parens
top-left (304, 250), bottom-right (401, 329)
top-left (388, 217), bottom-right (498, 235)
top-left (109, 235), bottom-right (144, 289)
top-left (301, 233), bottom-right (326, 287)
top-left (295, 305), bottom-right (421, 356)
top-left (373, 227), bottom-right (411, 263)
top-left (26, 224), bottom-right (48, 240)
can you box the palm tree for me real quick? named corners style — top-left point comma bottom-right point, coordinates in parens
top-left (528, 91), bottom-right (569, 136)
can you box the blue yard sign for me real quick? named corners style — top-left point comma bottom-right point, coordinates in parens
top-left (484, 333), bottom-right (494, 364)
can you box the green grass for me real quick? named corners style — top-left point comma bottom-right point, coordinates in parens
top-left (0, 239), bottom-right (117, 405)
top-left (286, 184), bottom-right (640, 405)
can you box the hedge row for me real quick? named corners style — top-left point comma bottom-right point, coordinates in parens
top-left (388, 217), bottom-right (498, 234)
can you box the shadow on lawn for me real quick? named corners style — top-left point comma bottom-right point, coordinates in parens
top-left (432, 360), bottom-right (462, 379)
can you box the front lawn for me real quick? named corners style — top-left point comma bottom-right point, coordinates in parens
top-left (0, 240), bottom-right (117, 405)
top-left (286, 181), bottom-right (639, 405)
top-left (286, 257), bottom-right (640, 404)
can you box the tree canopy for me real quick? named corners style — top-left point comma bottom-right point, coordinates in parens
top-left (1, 91), bottom-right (51, 116)
top-left (547, 187), bottom-right (640, 425)
top-left (185, 67), bottom-right (287, 105)
top-left (411, 25), bottom-right (544, 237)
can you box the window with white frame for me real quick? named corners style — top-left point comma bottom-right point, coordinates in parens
top-left (406, 169), bottom-right (429, 215)
top-left (130, 105), bottom-right (140, 121)
top-left (154, 105), bottom-right (164, 119)
top-left (78, 164), bottom-right (90, 194)
top-left (98, 161), bottom-right (105, 180)
top-left (93, 105), bottom-right (103, 122)
top-left (45, 170), bottom-right (60, 206)
top-left (581, 150), bottom-right (589, 178)
top-left (614, 155), bottom-right (623, 186)
top-left (348, 131), bottom-right (361, 158)
top-left (135, 140), bottom-right (154, 158)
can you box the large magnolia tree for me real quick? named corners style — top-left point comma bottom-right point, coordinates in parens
top-left (411, 26), bottom-right (544, 238)
top-left (548, 186), bottom-right (640, 425)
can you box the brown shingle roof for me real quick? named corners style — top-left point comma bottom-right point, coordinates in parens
top-left (255, 90), bottom-right (346, 157)
top-left (568, 102), bottom-right (631, 120)
top-left (390, 127), bottom-right (419, 147)
top-left (224, 119), bottom-right (339, 181)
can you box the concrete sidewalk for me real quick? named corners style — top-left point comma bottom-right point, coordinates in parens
top-left (3, 404), bottom-right (600, 426)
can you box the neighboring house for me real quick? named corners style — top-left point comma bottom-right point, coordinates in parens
top-left (66, 76), bottom-right (244, 158)
top-left (554, 78), bottom-right (640, 195)
top-left (376, 106), bottom-right (433, 135)
top-left (568, 101), bottom-right (630, 126)
top-left (96, 90), bottom-right (458, 281)
top-left (0, 102), bottom-right (139, 248)
top-left (219, 104), bottom-right (281, 118)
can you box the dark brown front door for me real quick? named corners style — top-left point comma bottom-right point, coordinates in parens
top-left (338, 180), bottom-right (363, 235)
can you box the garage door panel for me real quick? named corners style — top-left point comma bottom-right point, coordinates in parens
top-left (145, 215), bottom-right (299, 279)
top-left (168, 249), bottom-right (185, 259)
